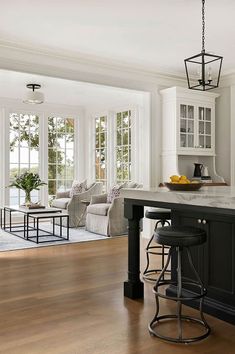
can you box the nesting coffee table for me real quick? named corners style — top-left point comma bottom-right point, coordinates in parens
top-left (1, 205), bottom-right (69, 244)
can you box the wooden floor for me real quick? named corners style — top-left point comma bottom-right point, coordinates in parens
top-left (0, 237), bottom-right (234, 354)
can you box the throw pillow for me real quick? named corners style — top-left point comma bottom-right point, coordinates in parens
top-left (70, 180), bottom-right (87, 197)
top-left (107, 183), bottom-right (125, 203)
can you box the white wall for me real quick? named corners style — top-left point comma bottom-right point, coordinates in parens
top-left (230, 84), bottom-right (235, 185)
top-left (215, 87), bottom-right (231, 184)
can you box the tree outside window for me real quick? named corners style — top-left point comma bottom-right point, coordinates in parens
top-left (48, 117), bottom-right (75, 199)
top-left (9, 112), bottom-right (40, 205)
top-left (8, 113), bottom-right (75, 205)
top-left (94, 110), bottom-right (132, 189)
top-left (95, 116), bottom-right (107, 190)
top-left (116, 110), bottom-right (131, 183)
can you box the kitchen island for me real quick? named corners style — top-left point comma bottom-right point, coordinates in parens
top-left (121, 186), bottom-right (235, 325)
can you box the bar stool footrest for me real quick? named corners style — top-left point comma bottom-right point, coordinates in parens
top-left (143, 269), bottom-right (171, 282)
top-left (149, 314), bottom-right (211, 343)
top-left (153, 280), bottom-right (207, 301)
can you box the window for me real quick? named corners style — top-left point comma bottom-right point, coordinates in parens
top-left (94, 110), bottom-right (132, 188)
top-left (9, 112), bottom-right (39, 205)
top-left (116, 110), bottom-right (131, 183)
top-left (48, 117), bottom-right (75, 199)
top-left (95, 116), bottom-right (107, 189)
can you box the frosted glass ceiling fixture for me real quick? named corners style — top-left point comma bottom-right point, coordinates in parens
top-left (184, 0), bottom-right (223, 91)
top-left (23, 84), bottom-right (44, 104)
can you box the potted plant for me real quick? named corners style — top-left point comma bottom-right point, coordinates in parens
top-left (8, 171), bottom-right (47, 206)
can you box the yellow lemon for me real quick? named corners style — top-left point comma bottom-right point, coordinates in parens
top-left (170, 175), bottom-right (180, 182)
top-left (179, 179), bottom-right (190, 184)
top-left (180, 175), bottom-right (187, 180)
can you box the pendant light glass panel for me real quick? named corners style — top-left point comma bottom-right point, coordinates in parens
top-left (185, 52), bottom-right (223, 91)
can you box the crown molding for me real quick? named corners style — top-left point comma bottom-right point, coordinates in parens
top-left (0, 40), bottom-right (187, 89)
top-left (0, 40), bottom-right (181, 76)
top-left (0, 40), bottom-right (234, 89)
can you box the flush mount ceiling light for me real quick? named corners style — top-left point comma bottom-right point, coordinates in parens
top-left (184, 0), bottom-right (223, 91)
top-left (23, 84), bottom-right (44, 104)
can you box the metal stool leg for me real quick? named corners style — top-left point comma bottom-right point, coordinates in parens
top-left (143, 233), bottom-right (154, 276)
top-left (149, 247), bottom-right (173, 329)
top-left (186, 247), bottom-right (211, 333)
top-left (177, 246), bottom-right (183, 340)
top-left (143, 219), bottom-right (171, 282)
top-left (149, 245), bottom-right (210, 343)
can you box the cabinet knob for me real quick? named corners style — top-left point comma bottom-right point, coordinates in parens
top-left (198, 219), bottom-right (202, 224)
top-left (202, 219), bottom-right (207, 224)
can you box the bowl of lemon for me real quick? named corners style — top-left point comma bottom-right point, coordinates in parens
top-left (164, 175), bottom-right (203, 191)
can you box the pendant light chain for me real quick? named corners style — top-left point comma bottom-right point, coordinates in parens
top-left (184, 0), bottom-right (222, 91)
top-left (202, 0), bottom-right (205, 52)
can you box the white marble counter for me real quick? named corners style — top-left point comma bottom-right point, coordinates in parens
top-left (120, 186), bottom-right (235, 210)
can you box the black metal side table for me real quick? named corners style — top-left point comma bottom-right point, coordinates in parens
top-left (28, 212), bottom-right (69, 243)
top-left (1, 205), bottom-right (64, 241)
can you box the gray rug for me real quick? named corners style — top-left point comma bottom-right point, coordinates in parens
top-left (0, 223), bottom-right (108, 252)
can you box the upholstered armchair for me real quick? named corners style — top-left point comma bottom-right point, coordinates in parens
top-left (85, 193), bottom-right (127, 236)
top-left (52, 182), bottom-right (103, 227)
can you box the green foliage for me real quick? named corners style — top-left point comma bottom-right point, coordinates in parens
top-left (9, 113), bottom-right (74, 198)
top-left (48, 117), bottom-right (74, 196)
top-left (10, 114), bottom-right (39, 152)
top-left (8, 172), bottom-right (47, 193)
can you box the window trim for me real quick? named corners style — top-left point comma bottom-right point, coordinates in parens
top-left (1, 102), bottom-right (82, 207)
top-left (91, 106), bottom-right (138, 190)
top-left (9, 112), bottom-right (40, 206)
top-left (47, 115), bottom-right (76, 201)
top-left (94, 115), bottom-right (108, 189)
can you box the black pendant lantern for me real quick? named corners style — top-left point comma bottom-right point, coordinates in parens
top-left (184, 0), bottom-right (223, 91)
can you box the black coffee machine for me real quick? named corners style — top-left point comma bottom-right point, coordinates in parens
top-left (193, 163), bottom-right (203, 178)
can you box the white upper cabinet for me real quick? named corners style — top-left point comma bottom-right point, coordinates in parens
top-left (161, 87), bottom-right (219, 156)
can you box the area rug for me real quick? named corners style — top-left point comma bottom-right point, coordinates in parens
top-left (0, 224), bottom-right (108, 252)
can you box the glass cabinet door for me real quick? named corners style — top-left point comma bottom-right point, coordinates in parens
top-left (198, 107), bottom-right (211, 149)
top-left (180, 104), bottom-right (194, 148)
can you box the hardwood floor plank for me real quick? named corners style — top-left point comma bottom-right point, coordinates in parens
top-left (0, 237), bottom-right (234, 354)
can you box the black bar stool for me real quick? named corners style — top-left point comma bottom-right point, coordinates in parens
top-left (143, 209), bottom-right (171, 281)
top-left (149, 225), bottom-right (210, 343)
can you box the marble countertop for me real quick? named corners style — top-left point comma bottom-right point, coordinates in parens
top-left (120, 186), bottom-right (235, 211)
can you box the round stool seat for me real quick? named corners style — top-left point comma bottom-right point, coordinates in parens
top-left (155, 226), bottom-right (206, 247)
top-left (145, 208), bottom-right (171, 220)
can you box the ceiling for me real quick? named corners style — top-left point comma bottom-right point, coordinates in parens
top-left (0, 69), bottom-right (144, 108)
top-left (0, 0), bottom-right (234, 76)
